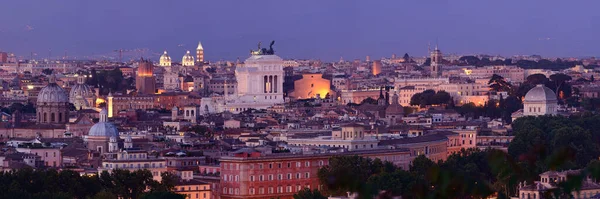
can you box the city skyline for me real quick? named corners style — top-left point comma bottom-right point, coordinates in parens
top-left (0, 0), bottom-right (599, 61)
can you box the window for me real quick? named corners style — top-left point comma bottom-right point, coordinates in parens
top-left (278, 174), bottom-right (283, 180)
top-left (305, 161), bottom-right (310, 167)
top-left (268, 187), bottom-right (274, 194)
top-left (278, 163), bottom-right (282, 168)
top-left (296, 173), bottom-right (301, 179)
top-left (277, 186), bottom-right (283, 193)
top-left (250, 175), bottom-right (255, 181)
top-left (287, 162), bottom-right (291, 168)
top-left (305, 172), bottom-right (310, 178)
top-left (259, 164), bottom-right (263, 169)
top-left (259, 175), bottom-right (264, 181)
top-left (296, 162), bottom-right (301, 167)
top-left (287, 173), bottom-right (292, 179)
top-left (268, 174), bottom-right (273, 181)
top-left (269, 163), bottom-right (273, 169)
top-left (287, 186), bottom-right (292, 193)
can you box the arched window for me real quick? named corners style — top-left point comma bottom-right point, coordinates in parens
top-left (264, 76), bottom-right (268, 93)
top-left (44, 113), bottom-right (47, 122)
top-left (274, 75), bottom-right (278, 93)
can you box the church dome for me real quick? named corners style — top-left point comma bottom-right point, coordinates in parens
top-left (160, 51), bottom-right (171, 62)
top-left (37, 75), bottom-right (69, 104)
top-left (69, 75), bottom-right (95, 103)
top-left (88, 108), bottom-right (119, 137)
top-left (524, 84), bottom-right (557, 102)
top-left (182, 50), bottom-right (194, 66)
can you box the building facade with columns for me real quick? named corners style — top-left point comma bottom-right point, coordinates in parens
top-left (201, 45), bottom-right (284, 114)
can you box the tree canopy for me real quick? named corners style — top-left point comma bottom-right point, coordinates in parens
top-left (516, 59), bottom-right (582, 70)
top-left (0, 169), bottom-right (183, 199)
top-left (410, 90), bottom-right (451, 107)
top-left (87, 68), bottom-right (134, 95)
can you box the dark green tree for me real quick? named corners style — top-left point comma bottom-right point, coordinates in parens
top-left (293, 188), bottom-right (327, 199)
top-left (140, 192), bottom-right (185, 199)
top-left (525, 74), bottom-right (549, 85)
top-left (488, 74), bottom-right (512, 92)
top-left (549, 73), bottom-right (572, 100)
top-left (360, 97), bottom-right (378, 105)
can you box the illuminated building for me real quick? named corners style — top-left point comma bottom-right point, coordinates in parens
top-left (135, 58), bottom-right (156, 95)
top-left (107, 92), bottom-right (113, 118)
top-left (201, 43), bottom-right (284, 114)
top-left (173, 180), bottom-right (211, 199)
top-left (196, 42), bottom-right (204, 64)
top-left (182, 51), bottom-right (195, 66)
top-left (287, 124), bottom-right (378, 151)
top-left (463, 65), bottom-right (525, 83)
top-left (438, 82), bottom-right (489, 105)
top-left (372, 60), bottom-right (382, 76)
top-left (289, 74), bottom-right (331, 99)
top-left (340, 89), bottom-right (380, 104)
top-left (159, 51), bottom-right (172, 67)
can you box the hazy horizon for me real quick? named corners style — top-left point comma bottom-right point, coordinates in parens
top-left (1, 0), bottom-right (599, 62)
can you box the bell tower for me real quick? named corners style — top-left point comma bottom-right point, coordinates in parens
top-left (430, 44), bottom-right (443, 78)
top-left (196, 41), bottom-right (204, 64)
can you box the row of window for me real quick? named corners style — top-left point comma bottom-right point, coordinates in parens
top-left (223, 172), bottom-right (311, 182)
top-left (178, 186), bottom-right (208, 191)
top-left (223, 161), bottom-right (316, 170)
top-left (249, 172), bottom-right (311, 182)
top-left (223, 185), bottom-right (311, 195)
top-left (104, 162), bottom-right (163, 169)
top-left (208, 85), bottom-right (235, 89)
top-left (35, 151), bottom-right (57, 158)
top-left (122, 153), bottom-right (146, 159)
top-left (180, 192), bottom-right (207, 199)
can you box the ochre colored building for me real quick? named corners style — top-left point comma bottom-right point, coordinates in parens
top-left (219, 148), bottom-right (411, 199)
top-left (289, 74), bottom-right (330, 99)
top-left (372, 60), bottom-right (382, 76)
top-left (135, 58), bottom-right (156, 95)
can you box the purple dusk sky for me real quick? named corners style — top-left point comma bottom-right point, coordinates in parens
top-left (0, 0), bottom-right (598, 61)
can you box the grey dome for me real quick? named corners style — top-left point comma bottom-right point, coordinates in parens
top-left (69, 84), bottom-right (95, 103)
top-left (37, 83), bottom-right (69, 104)
top-left (88, 122), bottom-right (119, 137)
top-left (524, 84), bottom-right (557, 102)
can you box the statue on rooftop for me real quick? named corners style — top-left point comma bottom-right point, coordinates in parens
top-left (251, 40), bottom-right (276, 55)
